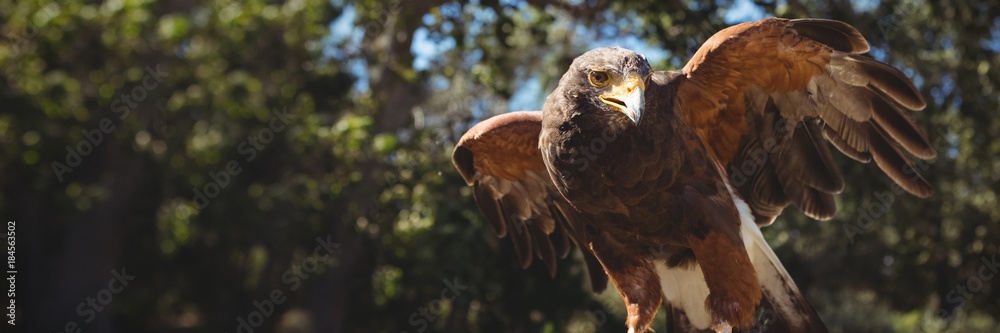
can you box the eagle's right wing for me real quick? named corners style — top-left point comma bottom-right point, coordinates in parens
top-left (452, 111), bottom-right (608, 293)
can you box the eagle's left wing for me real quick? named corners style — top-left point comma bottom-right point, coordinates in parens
top-left (676, 18), bottom-right (934, 224)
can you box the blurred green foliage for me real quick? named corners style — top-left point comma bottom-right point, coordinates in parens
top-left (0, 0), bottom-right (998, 332)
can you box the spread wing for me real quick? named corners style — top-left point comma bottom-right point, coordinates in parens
top-left (676, 17), bottom-right (934, 224)
top-left (452, 111), bottom-right (608, 292)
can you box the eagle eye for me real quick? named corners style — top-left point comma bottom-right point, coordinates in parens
top-left (588, 71), bottom-right (610, 87)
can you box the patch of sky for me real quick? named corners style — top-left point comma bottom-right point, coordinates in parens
top-left (723, 0), bottom-right (768, 24)
top-left (326, 5), bottom-right (371, 92)
top-left (413, 3), bottom-right (489, 72)
top-left (468, 6), bottom-right (496, 37)
top-left (849, 0), bottom-right (879, 13)
top-left (982, 17), bottom-right (1000, 52)
top-left (930, 74), bottom-right (954, 109)
top-left (327, 5), bottom-right (356, 59)
top-left (430, 76), bottom-right (450, 91)
top-left (348, 59), bottom-right (369, 92)
top-left (509, 77), bottom-right (542, 112)
top-left (412, 27), bottom-right (459, 71)
top-left (499, 0), bottom-right (526, 9)
top-left (469, 94), bottom-right (501, 120)
top-left (440, 2), bottom-right (463, 18)
top-left (903, 68), bottom-right (924, 91)
top-left (868, 46), bottom-right (887, 62)
top-left (463, 49), bottom-right (484, 66)
top-left (689, 1), bottom-right (709, 11)
top-left (940, 37), bottom-right (953, 50)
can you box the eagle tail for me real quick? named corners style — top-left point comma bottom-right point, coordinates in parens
top-left (658, 187), bottom-right (830, 333)
top-left (738, 192), bottom-right (830, 333)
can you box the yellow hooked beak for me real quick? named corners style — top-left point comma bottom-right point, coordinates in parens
top-left (599, 74), bottom-right (645, 125)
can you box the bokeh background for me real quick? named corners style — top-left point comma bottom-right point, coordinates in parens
top-left (1, 0), bottom-right (999, 332)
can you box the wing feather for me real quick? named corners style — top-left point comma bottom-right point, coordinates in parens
top-left (868, 89), bottom-right (936, 158)
top-left (453, 111), bottom-right (607, 291)
top-left (678, 17), bottom-right (934, 223)
top-left (822, 125), bottom-right (871, 163)
top-left (868, 122), bottom-right (934, 197)
top-left (837, 56), bottom-right (926, 110)
top-left (472, 181), bottom-right (507, 237)
top-left (787, 18), bottom-right (869, 54)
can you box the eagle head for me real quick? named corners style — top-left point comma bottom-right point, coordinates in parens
top-left (558, 47), bottom-right (652, 126)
